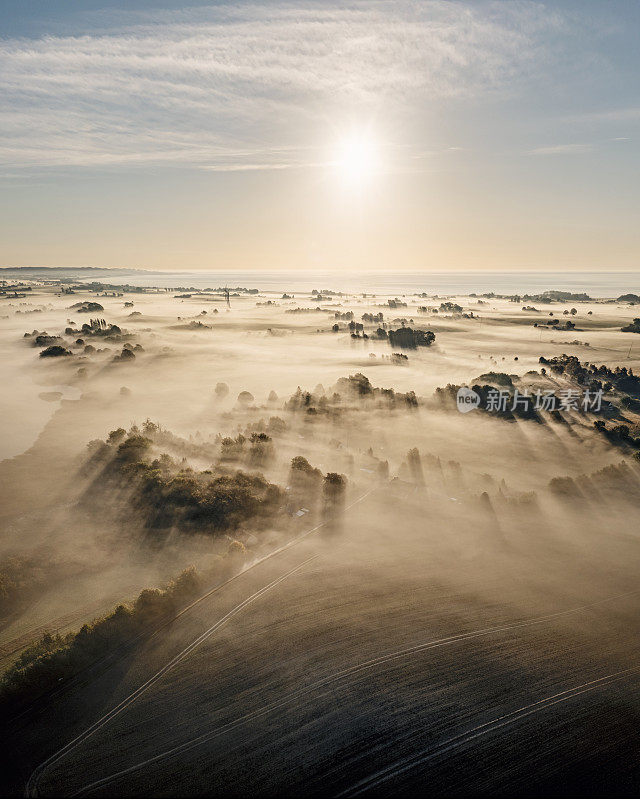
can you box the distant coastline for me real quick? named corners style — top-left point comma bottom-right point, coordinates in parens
top-left (1, 266), bottom-right (639, 298)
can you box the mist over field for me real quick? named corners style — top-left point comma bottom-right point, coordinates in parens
top-left (1, 273), bottom-right (640, 797)
top-left (2, 0), bottom-right (640, 793)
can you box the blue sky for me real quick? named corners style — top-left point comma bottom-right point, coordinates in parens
top-left (0, 0), bottom-right (638, 271)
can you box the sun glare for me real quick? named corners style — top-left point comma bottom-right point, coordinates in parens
top-left (334, 132), bottom-right (380, 188)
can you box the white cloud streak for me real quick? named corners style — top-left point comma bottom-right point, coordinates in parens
top-left (0, 1), bottom-right (568, 169)
top-left (529, 143), bottom-right (593, 155)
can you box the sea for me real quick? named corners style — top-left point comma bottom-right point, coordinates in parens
top-left (7, 268), bottom-right (640, 298)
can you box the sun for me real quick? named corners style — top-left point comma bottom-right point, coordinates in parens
top-left (333, 131), bottom-right (380, 188)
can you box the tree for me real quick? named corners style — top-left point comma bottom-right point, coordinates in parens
top-left (115, 434), bottom-right (152, 464)
top-left (323, 472), bottom-right (346, 511)
top-left (107, 427), bottom-right (127, 445)
top-left (248, 432), bottom-right (273, 468)
top-left (407, 448), bottom-right (425, 485)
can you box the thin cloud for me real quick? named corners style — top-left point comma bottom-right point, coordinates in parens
top-left (577, 107), bottom-right (640, 122)
top-left (529, 143), bottom-right (593, 155)
top-left (0, 1), bottom-right (570, 169)
top-left (201, 161), bottom-right (328, 172)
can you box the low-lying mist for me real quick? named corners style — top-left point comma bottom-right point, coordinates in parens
top-left (3, 282), bottom-right (640, 795)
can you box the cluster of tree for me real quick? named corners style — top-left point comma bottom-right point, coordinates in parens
top-left (74, 281), bottom-right (150, 293)
top-left (139, 469), bottom-right (282, 533)
top-left (539, 354), bottom-right (640, 396)
top-left (406, 447), bottom-right (425, 485)
top-left (534, 320), bottom-right (575, 330)
top-left (28, 319), bottom-right (138, 360)
top-left (394, 448), bottom-right (472, 493)
top-left (284, 457), bottom-right (348, 522)
top-left (384, 327), bottom-right (435, 349)
top-left (171, 320), bottom-right (213, 330)
top-left (518, 290), bottom-right (590, 303)
top-left (362, 312), bottom-right (384, 324)
top-left (538, 290), bottom-right (590, 301)
top-left (619, 395), bottom-right (640, 412)
top-left (336, 372), bottom-right (376, 396)
top-left (240, 416), bottom-right (287, 436)
top-left (468, 290), bottom-right (590, 304)
top-left (590, 461), bottom-right (640, 495)
top-left (115, 420), bottom-right (217, 464)
top-left (219, 432), bottom-right (274, 468)
top-left (284, 373), bottom-right (418, 413)
top-left (284, 387), bottom-right (341, 414)
top-left (23, 330), bottom-right (64, 347)
top-left (113, 346), bottom-right (137, 362)
top-left (69, 301), bottom-right (104, 313)
top-left (435, 382), bottom-right (541, 421)
top-left (439, 301), bottom-right (463, 313)
top-left (0, 555), bottom-right (50, 617)
top-left (621, 318), bottom-right (640, 334)
top-left (65, 320), bottom-right (127, 341)
top-left (335, 373), bottom-right (419, 407)
top-left (548, 475), bottom-right (582, 497)
top-left (0, 567), bottom-right (202, 715)
top-left (593, 421), bottom-right (640, 449)
top-left (39, 345), bottom-right (73, 358)
top-left (103, 418), bottom-right (286, 474)
top-left (473, 372), bottom-right (514, 387)
top-left (549, 460), bottom-right (640, 500)
top-left (82, 430), bottom-right (285, 536)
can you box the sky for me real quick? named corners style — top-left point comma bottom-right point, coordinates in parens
top-left (0, 0), bottom-right (639, 273)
